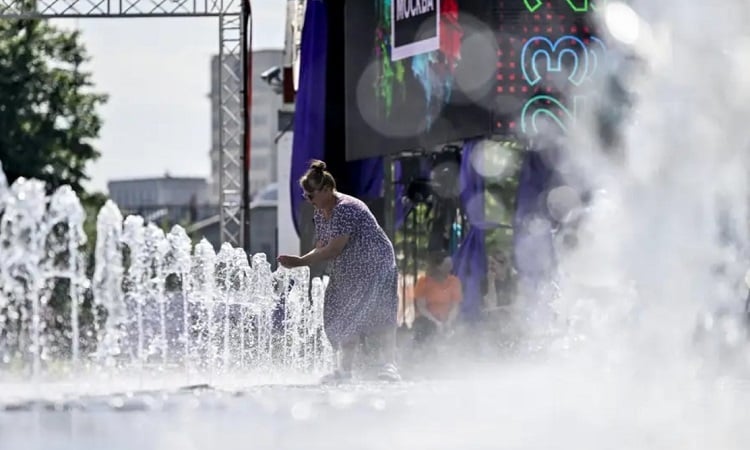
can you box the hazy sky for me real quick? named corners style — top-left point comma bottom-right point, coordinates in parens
top-left (52, 0), bottom-right (286, 193)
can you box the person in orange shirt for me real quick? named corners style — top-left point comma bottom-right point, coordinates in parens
top-left (413, 252), bottom-right (463, 343)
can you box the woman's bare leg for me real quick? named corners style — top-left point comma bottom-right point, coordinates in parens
top-left (361, 326), bottom-right (399, 380)
top-left (374, 327), bottom-right (397, 367)
top-left (339, 339), bottom-right (358, 373)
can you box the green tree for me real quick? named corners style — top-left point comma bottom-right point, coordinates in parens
top-left (0, 17), bottom-right (107, 193)
top-left (0, 16), bottom-right (109, 348)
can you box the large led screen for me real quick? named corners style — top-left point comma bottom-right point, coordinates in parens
top-left (344, 0), bottom-right (497, 161)
top-left (344, 1), bottom-right (602, 160)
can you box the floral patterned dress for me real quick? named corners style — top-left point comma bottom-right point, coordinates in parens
top-left (314, 193), bottom-right (398, 348)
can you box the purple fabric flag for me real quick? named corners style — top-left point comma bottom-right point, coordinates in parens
top-left (290, 0), bottom-right (328, 233)
top-left (342, 158), bottom-right (384, 199)
top-left (452, 139), bottom-right (487, 322)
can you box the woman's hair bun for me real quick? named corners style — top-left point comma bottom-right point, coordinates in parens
top-left (310, 159), bottom-right (327, 172)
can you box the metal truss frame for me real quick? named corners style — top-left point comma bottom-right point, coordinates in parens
top-left (0, 0), bottom-right (248, 248)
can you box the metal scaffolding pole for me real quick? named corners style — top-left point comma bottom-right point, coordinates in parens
top-left (1, 0), bottom-right (237, 17)
top-left (241, 0), bottom-right (252, 252)
top-left (218, 12), bottom-right (244, 247)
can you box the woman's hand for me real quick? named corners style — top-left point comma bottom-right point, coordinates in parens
top-left (277, 255), bottom-right (304, 268)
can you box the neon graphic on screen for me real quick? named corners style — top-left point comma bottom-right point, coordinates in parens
top-left (520, 35), bottom-right (589, 86)
top-left (374, 0), bottom-right (406, 116)
top-left (494, 0), bottom-right (606, 136)
top-left (523, 0), bottom-right (591, 13)
top-left (374, 0), bottom-right (463, 128)
top-left (520, 36), bottom-right (607, 135)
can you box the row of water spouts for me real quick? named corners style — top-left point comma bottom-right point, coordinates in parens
top-left (0, 163), bottom-right (333, 381)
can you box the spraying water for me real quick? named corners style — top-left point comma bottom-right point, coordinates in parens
top-left (0, 168), bottom-right (332, 389)
top-left (93, 200), bottom-right (125, 365)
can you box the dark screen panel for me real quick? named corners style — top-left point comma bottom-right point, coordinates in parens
top-left (343, 1), bottom-right (602, 160)
top-left (344, 0), bottom-right (496, 161)
top-left (493, 1), bottom-right (603, 137)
